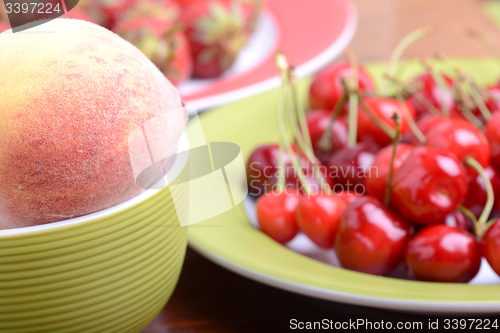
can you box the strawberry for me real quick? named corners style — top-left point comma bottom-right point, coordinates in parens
top-left (115, 2), bottom-right (193, 86)
top-left (177, 0), bottom-right (252, 78)
top-left (241, 0), bottom-right (265, 34)
top-left (79, 0), bottom-right (136, 29)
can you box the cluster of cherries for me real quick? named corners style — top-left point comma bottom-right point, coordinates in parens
top-left (247, 49), bottom-right (500, 283)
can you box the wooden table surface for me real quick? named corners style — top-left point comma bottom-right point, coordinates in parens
top-left (144, 1), bottom-right (500, 332)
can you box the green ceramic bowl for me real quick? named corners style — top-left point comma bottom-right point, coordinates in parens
top-left (0, 134), bottom-right (190, 333)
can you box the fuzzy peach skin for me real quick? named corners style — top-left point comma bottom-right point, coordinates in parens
top-left (0, 19), bottom-right (187, 228)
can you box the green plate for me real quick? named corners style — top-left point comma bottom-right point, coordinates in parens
top-left (186, 58), bottom-right (500, 313)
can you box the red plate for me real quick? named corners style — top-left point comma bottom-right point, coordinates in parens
top-left (179, 0), bottom-right (357, 112)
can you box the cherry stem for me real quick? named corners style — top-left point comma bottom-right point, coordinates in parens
top-left (287, 68), bottom-right (331, 194)
top-left (277, 87), bottom-right (312, 195)
top-left (347, 92), bottom-right (359, 148)
top-left (358, 94), bottom-right (397, 139)
top-left (464, 156), bottom-right (495, 238)
top-left (395, 93), bottom-right (426, 144)
top-left (466, 77), bottom-right (492, 122)
top-left (454, 77), bottom-right (484, 129)
top-left (466, 29), bottom-right (500, 69)
top-left (457, 104), bottom-right (484, 130)
top-left (458, 205), bottom-right (479, 226)
top-left (344, 48), bottom-right (359, 90)
top-left (318, 93), bottom-right (347, 152)
top-left (275, 52), bottom-right (290, 191)
top-left (275, 52), bottom-right (328, 195)
top-left (384, 113), bottom-right (401, 209)
top-left (383, 26), bottom-right (434, 93)
top-left (385, 74), bottom-right (440, 116)
top-left (429, 66), bottom-right (452, 117)
top-left (289, 67), bottom-right (313, 149)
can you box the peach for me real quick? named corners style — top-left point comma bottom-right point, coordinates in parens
top-left (0, 19), bottom-right (187, 228)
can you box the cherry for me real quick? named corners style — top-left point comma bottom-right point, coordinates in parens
top-left (326, 142), bottom-right (378, 189)
top-left (246, 144), bottom-right (292, 196)
top-left (424, 117), bottom-right (490, 171)
top-left (406, 73), bottom-right (455, 119)
top-left (392, 146), bottom-right (468, 225)
top-left (295, 192), bottom-right (347, 249)
top-left (256, 190), bottom-right (301, 244)
top-left (408, 115), bottom-right (449, 145)
top-left (485, 85), bottom-right (500, 114)
top-left (335, 196), bottom-right (412, 275)
top-left (365, 143), bottom-right (413, 204)
top-left (405, 225), bottom-right (481, 283)
top-left (444, 210), bottom-right (472, 232)
top-left (485, 111), bottom-right (500, 170)
top-left (482, 219), bottom-right (500, 277)
top-left (357, 98), bottom-right (415, 147)
top-left (336, 191), bottom-right (362, 205)
top-left (309, 62), bottom-right (375, 111)
top-left (246, 144), bottom-right (332, 196)
top-left (306, 109), bottom-right (348, 165)
top-left (463, 165), bottom-right (500, 219)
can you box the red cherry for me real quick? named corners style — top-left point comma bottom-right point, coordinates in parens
top-left (246, 144), bottom-right (333, 196)
top-left (336, 191), bottom-right (362, 205)
top-left (482, 219), bottom-right (500, 277)
top-left (405, 225), bottom-right (481, 283)
top-left (424, 117), bottom-right (490, 170)
top-left (485, 85), bottom-right (500, 115)
top-left (295, 193), bottom-right (347, 249)
top-left (408, 115), bottom-right (449, 145)
top-left (392, 147), bottom-right (468, 225)
top-left (365, 144), bottom-right (413, 204)
top-left (326, 142), bottom-right (378, 189)
top-left (357, 98), bottom-right (416, 147)
top-left (463, 165), bottom-right (500, 219)
top-left (444, 210), bottom-right (472, 232)
top-left (412, 210), bottom-right (472, 234)
top-left (406, 73), bottom-right (455, 119)
top-left (335, 196), bottom-right (412, 275)
top-left (247, 144), bottom-right (291, 196)
top-left (306, 109), bottom-right (348, 165)
top-left (309, 62), bottom-right (375, 111)
top-left (256, 190), bottom-right (301, 244)
top-left (485, 112), bottom-right (500, 170)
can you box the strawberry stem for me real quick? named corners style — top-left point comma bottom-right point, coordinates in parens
top-left (383, 26), bottom-right (434, 93)
top-left (384, 113), bottom-right (401, 209)
top-left (464, 156), bottom-right (495, 238)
